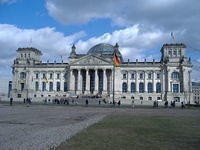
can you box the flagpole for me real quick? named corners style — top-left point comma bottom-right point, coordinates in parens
top-left (112, 63), bottom-right (115, 104)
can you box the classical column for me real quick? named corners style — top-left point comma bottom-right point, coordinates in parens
top-left (94, 69), bottom-right (99, 93)
top-left (110, 69), bottom-right (113, 93)
top-left (126, 71), bottom-right (129, 92)
top-left (103, 69), bottom-right (107, 93)
top-left (135, 72), bottom-right (138, 92)
top-left (39, 72), bottom-right (43, 91)
top-left (77, 69), bottom-right (82, 93)
top-left (153, 71), bottom-right (156, 92)
top-left (85, 69), bottom-right (90, 93)
top-left (70, 70), bottom-right (75, 92)
top-left (53, 72), bottom-right (56, 91)
top-left (144, 71), bottom-right (147, 92)
top-left (60, 72), bottom-right (64, 92)
top-left (167, 70), bottom-right (171, 92)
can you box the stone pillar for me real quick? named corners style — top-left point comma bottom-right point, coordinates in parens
top-left (77, 69), bottom-right (82, 94)
top-left (110, 69), bottom-right (113, 93)
top-left (126, 71), bottom-right (129, 92)
top-left (85, 69), bottom-right (90, 94)
top-left (103, 69), bottom-right (107, 94)
top-left (144, 71), bottom-right (147, 92)
top-left (167, 70), bottom-right (171, 92)
top-left (53, 72), bottom-right (56, 91)
top-left (94, 69), bottom-right (99, 94)
top-left (135, 72), bottom-right (138, 92)
top-left (70, 70), bottom-right (75, 92)
top-left (60, 72), bottom-right (64, 92)
top-left (153, 71), bottom-right (156, 92)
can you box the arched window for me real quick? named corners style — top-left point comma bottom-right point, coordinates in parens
top-left (156, 82), bottom-right (161, 93)
top-left (42, 82), bottom-right (46, 91)
top-left (139, 82), bottom-right (144, 93)
top-left (171, 72), bottom-right (179, 79)
top-left (57, 82), bottom-right (60, 91)
top-left (131, 82), bottom-right (136, 93)
top-left (49, 82), bottom-right (53, 91)
top-left (173, 84), bottom-right (179, 93)
top-left (148, 82), bottom-right (153, 93)
top-left (122, 82), bottom-right (127, 93)
top-left (64, 82), bottom-right (68, 92)
top-left (20, 72), bottom-right (26, 79)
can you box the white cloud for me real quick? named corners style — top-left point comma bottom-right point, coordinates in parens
top-left (45, 0), bottom-right (200, 51)
top-left (76, 25), bottom-right (168, 61)
top-left (0, 24), bottom-right (86, 93)
top-left (0, 24), bottom-right (86, 61)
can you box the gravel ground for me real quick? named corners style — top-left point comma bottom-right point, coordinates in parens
top-left (0, 103), bottom-right (199, 150)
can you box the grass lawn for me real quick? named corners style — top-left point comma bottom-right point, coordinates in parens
top-left (56, 115), bottom-right (200, 150)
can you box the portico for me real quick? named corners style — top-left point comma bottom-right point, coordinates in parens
top-left (69, 68), bottom-right (112, 95)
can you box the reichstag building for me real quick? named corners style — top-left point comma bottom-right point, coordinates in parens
top-left (10, 43), bottom-right (192, 103)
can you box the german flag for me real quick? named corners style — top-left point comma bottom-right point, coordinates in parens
top-left (113, 51), bottom-right (121, 67)
top-left (44, 77), bottom-right (49, 83)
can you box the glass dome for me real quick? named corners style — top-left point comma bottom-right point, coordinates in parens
top-left (87, 43), bottom-right (115, 55)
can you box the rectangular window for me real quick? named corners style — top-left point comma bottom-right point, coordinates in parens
top-left (139, 73), bottom-right (143, 79)
top-left (43, 73), bottom-right (46, 79)
top-left (123, 73), bottom-right (127, 79)
top-left (21, 83), bottom-right (24, 91)
top-left (50, 73), bottom-right (53, 79)
top-left (20, 72), bottom-right (26, 79)
top-left (157, 97), bottom-right (161, 100)
top-left (57, 82), bottom-right (60, 91)
top-left (173, 84), bottom-right (179, 93)
top-left (157, 73), bottom-right (160, 79)
top-left (64, 82), bottom-right (68, 92)
top-left (36, 73), bottom-right (39, 79)
top-left (57, 73), bottom-right (60, 79)
top-left (173, 50), bottom-right (177, 56)
top-left (148, 73), bottom-right (152, 79)
top-left (131, 73), bottom-right (135, 79)
top-left (178, 49), bottom-right (181, 55)
top-left (42, 82), bottom-right (46, 91)
top-left (35, 81), bottom-right (39, 91)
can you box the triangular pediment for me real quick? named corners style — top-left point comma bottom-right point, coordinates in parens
top-left (70, 54), bottom-right (112, 65)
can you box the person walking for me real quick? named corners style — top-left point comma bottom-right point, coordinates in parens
top-left (181, 102), bottom-right (185, 108)
top-left (10, 97), bottom-right (13, 106)
top-left (164, 101), bottom-right (168, 108)
top-left (153, 101), bottom-right (156, 108)
top-left (85, 99), bottom-right (88, 106)
top-left (118, 100), bottom-right (121, 107)
top-left (132, 100), bottom-right (135, 110)
top-left (26, 98), bottom-right (30, 107)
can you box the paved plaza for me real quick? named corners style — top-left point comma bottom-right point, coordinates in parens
top-left (0, 103), bottom-right (199, 150)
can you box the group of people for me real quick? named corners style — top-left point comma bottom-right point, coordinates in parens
top-left (43, 98), bottom-right (79, 105)
top-left (9, 97), bottom-right (187, 109)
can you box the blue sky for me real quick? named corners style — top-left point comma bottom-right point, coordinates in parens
top-left (0, 0), bottom-right (200, 93)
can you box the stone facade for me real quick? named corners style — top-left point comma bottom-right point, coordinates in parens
top-left (192, 82), bottom-right (200, 104)
top-left (10, 43), bottom-right (193, 103)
